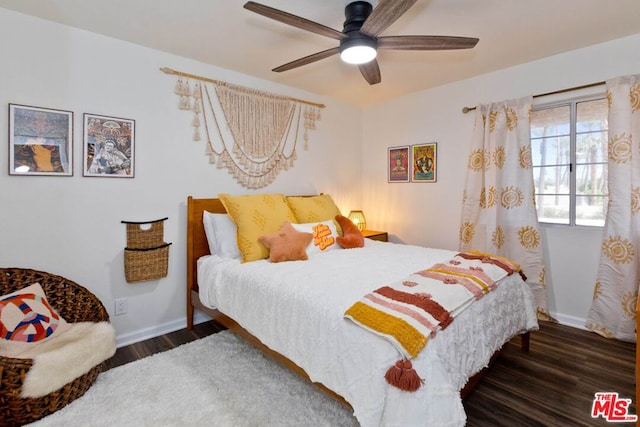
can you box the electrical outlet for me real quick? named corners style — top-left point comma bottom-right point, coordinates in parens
top-left (114, 298), bottom-right (128, 316)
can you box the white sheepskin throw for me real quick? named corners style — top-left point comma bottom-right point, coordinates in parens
top-left (0, 321), bottom-right (116, 398)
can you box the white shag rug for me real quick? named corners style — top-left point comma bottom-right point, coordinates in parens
top-left (28, 330), bottom-right (358, 427)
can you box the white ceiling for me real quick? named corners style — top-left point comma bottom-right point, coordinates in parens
top-left (2, 0), bottom-right (640, 106)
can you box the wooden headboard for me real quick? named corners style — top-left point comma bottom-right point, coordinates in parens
top-left (186, 194), bottom-right (319, 329)
top-left (186, 196), bottom-right (226, 327)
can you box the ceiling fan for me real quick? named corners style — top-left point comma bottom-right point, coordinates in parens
top-left (243, 0), bottom-right (479, 85)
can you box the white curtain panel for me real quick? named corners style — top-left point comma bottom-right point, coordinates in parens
top-left (586, 75), bottom-right (640, 343)
top-left (459, 96), bottom-right (551, 319)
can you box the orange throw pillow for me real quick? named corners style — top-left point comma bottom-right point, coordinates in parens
top-left (259, 222), bottom-right (313, 263)
top-left (335, 215), bottom-right (365, 249)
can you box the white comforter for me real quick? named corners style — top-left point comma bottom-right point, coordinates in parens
top-left (198, 240), bottom-right (538, 427)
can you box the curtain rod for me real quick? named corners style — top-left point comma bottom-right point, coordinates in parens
top-left (160, 67), bottom-right (326, 109)
top-left (461, 80), bottom-right (606, 114)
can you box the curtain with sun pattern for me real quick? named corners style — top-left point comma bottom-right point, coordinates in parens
top-left (459, 96), bottom-right (552, 320)
top-left (586, 75), bottom-right (640, 343)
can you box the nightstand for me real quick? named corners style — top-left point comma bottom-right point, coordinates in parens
top-left (362, 230), bottom-right (388, 242)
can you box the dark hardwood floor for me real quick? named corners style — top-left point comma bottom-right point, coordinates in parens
top-left (464, 322), bottom-right (635, 427)
top-left (105, 320), bottom-right (226, 370)
top-left (106, 321), bottom-right (636, 426)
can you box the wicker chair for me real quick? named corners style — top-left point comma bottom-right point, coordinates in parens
top-left (0, 268), bottom-right (110, 426)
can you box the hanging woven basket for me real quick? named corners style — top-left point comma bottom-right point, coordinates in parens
top-left (122, 218), bottom-right (171, 283)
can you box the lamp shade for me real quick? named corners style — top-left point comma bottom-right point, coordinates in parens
top-left (348, 210), bottom-right (366, 231)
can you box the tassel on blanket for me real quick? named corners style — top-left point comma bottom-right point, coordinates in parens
top-left (385, 359), bottom-right (423, 392)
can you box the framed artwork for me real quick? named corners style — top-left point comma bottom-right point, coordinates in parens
top-left (83, 113), bottom-right (135, 177)
top-left (411, 142), bottom-right (437, 183)
top-left (388, 145), bottom-right (410, 183)
top-left (8, 104), bottom-right (73, 176)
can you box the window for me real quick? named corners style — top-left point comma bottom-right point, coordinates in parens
top-left (530, 96), bottom-right (608, 226)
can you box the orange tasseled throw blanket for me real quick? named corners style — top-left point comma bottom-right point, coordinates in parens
top-left (344, 251), bottom-right (522, 391)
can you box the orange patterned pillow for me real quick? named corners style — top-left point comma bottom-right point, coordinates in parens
top-left (0, 283), bottom-right (66, 343)
top-left (335, 215), bottom-right (365, 249)
top-left (259, 222), bottom-right (313, 263)
top-left (291, 220), bottom-right (339, 256)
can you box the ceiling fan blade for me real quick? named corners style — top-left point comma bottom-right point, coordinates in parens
top-left (360, 0), bottom-right (418, 37)
top-left (359, 60), bottom-right (381, 85)
top-left (244, 1), bottom-right (345, 41)
top-left (272, 47), bottom-right (340, 72)
top-left (377, 35), bottom-right (479, 50)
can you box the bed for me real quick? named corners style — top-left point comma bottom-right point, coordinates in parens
top-left (186, 195), bottom-right (538, 426)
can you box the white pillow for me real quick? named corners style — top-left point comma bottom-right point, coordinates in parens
top-left (203, 211), bottom-right (241, 259)
top-left (291, 220), bottom-right (339, 256)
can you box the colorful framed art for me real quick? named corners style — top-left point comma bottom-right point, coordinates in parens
top-left (83, 113), bottom-right (135, 178)
top-left (8, 104), bottom-right (74, 176)
top-left (411, 142), bottom-right (437, 183)
top-left (388, 145), bottom-right (410, 183)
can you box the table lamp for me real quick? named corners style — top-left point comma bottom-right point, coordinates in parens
top-left (348, 210), bottom-right (366, 232)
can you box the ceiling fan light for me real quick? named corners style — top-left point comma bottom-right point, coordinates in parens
top-left (340, 35), bottom-right (377, 64)
top-left (340, 45), bottom-right (377, 64)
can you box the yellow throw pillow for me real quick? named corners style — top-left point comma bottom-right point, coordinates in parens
top-left (286, 194), bottom-right (343, 234)
top-left (219, 193), bottom-right (297, 262)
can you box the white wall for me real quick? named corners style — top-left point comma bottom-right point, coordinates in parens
top-left (0, 9), bottom-right (363, 346)
top-left (362, 33), bottom-right (640, 328)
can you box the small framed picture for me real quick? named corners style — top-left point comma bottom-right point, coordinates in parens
top-left (9, 104), bottom-right (73, 176)
top-left (388, 146), bottom-right (410, 183)
top-left (83, 113), bottom-right (135, 177)
top-left (411, 142), bottom-right (437, 183)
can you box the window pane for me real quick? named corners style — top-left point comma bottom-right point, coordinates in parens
top-left (576, 195), bottom-right (608, 227)
top-left (531, 105), bottom-right (570, 138)
top-left (575, 164), bottom-right (607, 196)
top-left (576, 98), bottom-right (608, 133)
top-left (576, 131), bottom-right (607, 163)
top-left (531, 135), bottom-right (570, 167)
top-left (532, 96), bottom-right (607, 227)
top-left (533, 165), bottom-right (570, 194)
top-left (536, 194), bottom-right (570, 224)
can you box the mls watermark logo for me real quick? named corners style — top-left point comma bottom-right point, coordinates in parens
top-left (591, 392), bottom-right (637, 422)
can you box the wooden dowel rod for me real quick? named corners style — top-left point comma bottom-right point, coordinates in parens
top-left (160, 67), bottom-right (325, 109)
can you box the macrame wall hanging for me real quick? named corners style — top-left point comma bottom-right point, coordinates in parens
top-left (161, 67), bottom-right (325, 189)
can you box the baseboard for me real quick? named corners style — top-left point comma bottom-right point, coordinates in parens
top-left (551, 312), bottom-right (587, 331)
top-left (115, 311), bottom-right (212, 348)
